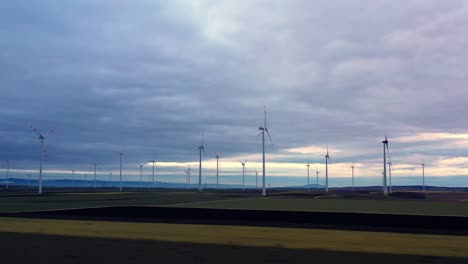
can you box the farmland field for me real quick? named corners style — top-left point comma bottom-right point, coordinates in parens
top-left (170, 195), bottom-right (468, 216)
top-left (1, 217), bottom-right (468, 261)
top-left (2, 189), bottom-right (468, 216)
top-left (2, 189), bottom-right (468, 263)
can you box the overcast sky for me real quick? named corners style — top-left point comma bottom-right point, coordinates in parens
top-left (1, 0), bottom-right (468, 186)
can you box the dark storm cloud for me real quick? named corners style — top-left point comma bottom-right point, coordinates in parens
top-left (1, 0), bottom-right (467, 178)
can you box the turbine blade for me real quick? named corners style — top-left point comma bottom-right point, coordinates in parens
top-left (30, 125), bottom-right (43, 137)
top-left (265, 128), bottom-right (273, 144)
top-left (43, 128), bottom-right (55, 137)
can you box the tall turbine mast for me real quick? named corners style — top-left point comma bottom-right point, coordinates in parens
top-left (382, 136), bottom-right (389, 197)
top-left (351, 164), bottom-right (355, 191)
top-left (138, 163), bottom-right (143, 185)
top-left (215, 153), bottom-right (220, 190)
top-left (93, 163), bottom-right (97, 189)
top-left (306, 162), bottom-right (310, 192)
top-left (188, 164), bottom-right (191, 185)
top-left (149, 160), bottom-right (156, 188)
top-left (240, 160), bottom-right (247, 191)
top-left (258, 107), bottom-right (272, 196)
top-left (4, 160), bottom-right (10, 188)
top-left (71, 170), bottom-right (75, 188)
top-left (197, 132), bottom-right (206, 191)
top-left (421, 160), bottom-right (425, 192)
top-left (30, 126), bottom-right (54, 194)
top-left (117, 151), bottom-right (124, 191)
top-left (325, 147), bottom-right (330, 192)
top-left (316, 168), bottom-right (319, 186)
top-left (255, 169), bottom-right (259, 189)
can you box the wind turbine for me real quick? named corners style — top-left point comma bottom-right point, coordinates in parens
top-left (388, 161), bottom-right (393, 194)
top-left (187, 164), bottom-right (191, 185)
top-left (255, 169), bottom-right (259, 189)
top-left (197, 132), bottom-right (206, 192)
top-left (4, 160), bottom-right (10, 188)
top-left (71, 170), bottom-right (75, 188)
top-left (421, 160), bottom-right (425, 192)
top-left (138, 163), bottom-right (143, 185)
top-left (117, 151), bottom-right (124, 191)
top-left (306, 162), bottom-right (310, 192)
top-left (258, 106), bottom-right (273, 196)
top-left (149, 160), bottom-right (156, 188)
top-left (382, 136), bottom-right (389, 197)
top-left (185, 168), bottom-right (189, 185)
top-left (325, 147), bottom-right (330, 192)
top-left (351, 164), bottom-right (355, 191)
top-left (316, 168), bottom-right (319, 186)
top-left (215, 153), bottom-right (220, 190)
top-left (30, 126), bottom-right (54, 194)
top-left (92, 163), bottom-right (97, 189)
top-left (240, 160), bottom-right (247, 191)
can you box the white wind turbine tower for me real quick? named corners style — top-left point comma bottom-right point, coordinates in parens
top-left (30, 126), bottom-right (54, 194)
top-left (388, 160), bottom-right (393, 194)
top-left (316, 168), bottom-right (319, 186)
top-left (215, 153), bottom-right (221, 190)
top-left (255, 169), bottom-right (259, 189)
top-left (258, 107), bottom-right (273, 196)
top-left (325, 147), bottom-right (330, 192)
top-left (93, 163), bottom-right (97, 189)
top-left (4, 160), bottom-right (10, 188)
top-left (187, 164), bottom-right (191, 185)
top-left (71, 170), bottom-right (75, 188)
top-left (240, 160), bottom-right (247, 191)
top-left (306, 162), bottom-right (310, 192)
top-left (351, 164), bottom-right (355, 191)
top-left (117, 151), bottom-right (124, 191)
top-left (138, 163), bottom-right (143, 185)
top-left (382, 136), bottom-right (389, 197)
top-left (421, 160), bottom-right (425, 192)
top-left (149, 160), bottom-right (156, 187)
top-left (185, 168), bottom-right (189, 185)
top-left (197, 132), bottom-right (206, 192)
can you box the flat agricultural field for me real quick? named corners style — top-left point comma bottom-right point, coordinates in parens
top-left (170, 196), bottom-right (468, 216)
top-left (1, 217), bottom-right (468, 263)
top-left (2, 189), bottom-right (468, 263)
top-left (0, 188), bottom-right (249, 213)
top-left (2, 189), bottom-right (468, 216)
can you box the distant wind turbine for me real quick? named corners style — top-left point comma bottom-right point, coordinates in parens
top-left (255, 169), bottom-right (259, 189)
top-left (316, 168), bottom-right (319, 185)
top-left (197, 132), bottom-right (206, 192)
top-left (138, 163), bottom-right (143, 184)
top-left (71, 170), bottom-right (75, 188)
top-left (30, 125), bottom-right (54, 194)
top-left (215, 153), bottom-right (221, 190)
top-left (382, 136), bottom-right (389, 197)
top-left (240, 160), bottom-right (247, 191)
top-left (187, 164), bottom-right (191, 185)
top-left (149, 160), bottom-right (156, 187)
top-left (421, 160), bottom-right (426, 192)
top-left (388, 161), bottom-right (393, 194)
top-left (325, 147), bottom-right (330, 192)
top-left (4, 160), bottom-right (10, 188)
top-left (351, 164), bottom-right (355, 191)
top-left (93, 163), bottom-right (97, 188)
top-left (117, 151), bottom-right (124, 191)
top-left (258, 106), bottom-right (273, 196)
top-left (306, 161), bottom-right (310, 192)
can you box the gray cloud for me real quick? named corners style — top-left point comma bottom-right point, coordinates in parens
top-left (1, 0), bottom-right (467, 181)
